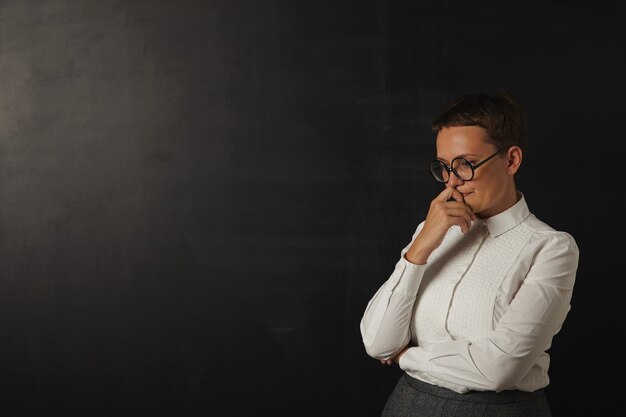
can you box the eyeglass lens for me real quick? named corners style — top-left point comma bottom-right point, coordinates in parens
top-left (430, 158), bottom-right (474, 182)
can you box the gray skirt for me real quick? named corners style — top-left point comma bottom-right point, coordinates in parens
top-left (381, 373), bottom-right (552, 417)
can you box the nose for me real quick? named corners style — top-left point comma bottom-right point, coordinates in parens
top-left (447, 170), bottom-right (464, 188)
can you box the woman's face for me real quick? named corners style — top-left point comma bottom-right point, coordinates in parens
top-left (435, 125), bottom-right (518, 218)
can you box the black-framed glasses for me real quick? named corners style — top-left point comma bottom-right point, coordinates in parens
top-left (429, 149), bottom-right (503, 183)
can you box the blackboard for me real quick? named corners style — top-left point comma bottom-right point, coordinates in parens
top-left (1, 1), bottom-right (624, 416)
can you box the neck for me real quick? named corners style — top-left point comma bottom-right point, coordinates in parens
top-left (477, 186), bottom-right (519, 219)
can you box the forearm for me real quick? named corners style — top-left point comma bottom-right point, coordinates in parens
top-left (360, 257), bottom-right (426, 359)
top-left (398, 258), bottom-right (576, 392)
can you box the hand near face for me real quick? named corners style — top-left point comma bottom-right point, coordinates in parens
top-left (404, 187), bottom-right (477, 265)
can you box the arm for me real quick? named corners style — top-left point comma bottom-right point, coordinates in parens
top-left (397, 233), bottom-right (579, 392)
top-left (359, 224), bottom-right (426, 360)
top-left (360, 187), bottom-right (476, 360)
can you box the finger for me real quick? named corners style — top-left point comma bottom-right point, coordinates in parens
top-left (445, 187), bottom-right (465, 203)
top-left (448, 214), bottom-right (467, 233)
top-left (458, 216), bottom-right (470, 233)
top-left (443, 206), bottom-right (475, 224)
top-left (442, 209), bottom-right (472, 233)
top-left (444, 200), bottom-right (477, 221)
top-left (438, 187), bottom-right (461, 203)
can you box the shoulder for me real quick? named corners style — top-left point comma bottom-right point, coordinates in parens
top-left (522, 214), bottom-right (579, 261)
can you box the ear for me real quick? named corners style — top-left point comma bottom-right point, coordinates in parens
top-left (506, 146), bottom-right (522, 175)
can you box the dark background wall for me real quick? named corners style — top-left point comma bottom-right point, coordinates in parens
top-left (1, 1), bottom-right (623, 416)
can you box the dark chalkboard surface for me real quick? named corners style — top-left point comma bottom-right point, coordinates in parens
top-left (1, 1), bottom-right (624, 416)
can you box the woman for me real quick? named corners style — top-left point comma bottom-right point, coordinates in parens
top-left (360, 92), bottom-right (579, 417)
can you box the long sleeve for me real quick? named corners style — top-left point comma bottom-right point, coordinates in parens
top-left (398, 232), bottom-right (579, 393)
top-left (360, 223), bottom-right (427, 360)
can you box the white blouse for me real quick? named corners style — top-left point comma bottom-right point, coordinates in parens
top-left (360, 193), bottom-right (579, 394)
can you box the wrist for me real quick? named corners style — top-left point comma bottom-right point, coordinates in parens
top-left (404, 247), bottom-right (430, 265)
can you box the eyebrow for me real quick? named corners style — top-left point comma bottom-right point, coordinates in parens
top-left (437, 153), bottom-right (480, 163)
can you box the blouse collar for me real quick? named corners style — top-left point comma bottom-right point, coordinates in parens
top-left (482, 191), bottom-right (530, 237)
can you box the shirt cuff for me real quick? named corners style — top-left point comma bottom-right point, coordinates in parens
top-left (389, 257), bottom-right (426, 296)
top-left (398, 346), bottom-right (430, 372)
